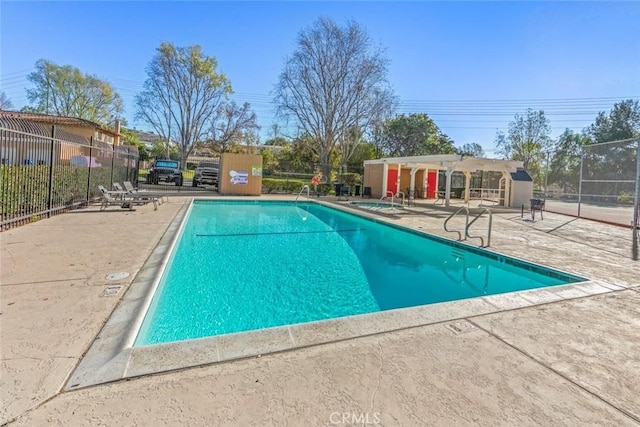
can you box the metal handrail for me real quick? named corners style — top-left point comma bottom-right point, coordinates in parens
top-left (380, 190), bottom-right (395, 208)
top-left (443, 206), bottom-right (469, 241)
top-left (396, 191), bottom-right (405, 207)
top-left (295, 185), bottom-right (310, 203)
top-left (466, 208), bottom-right (492, 247)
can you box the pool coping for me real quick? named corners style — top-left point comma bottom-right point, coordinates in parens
top-left (64, 198), bottom-right (626, 391)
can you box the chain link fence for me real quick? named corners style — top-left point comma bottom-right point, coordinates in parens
top-left (535, 138), bottom-right (639, 259)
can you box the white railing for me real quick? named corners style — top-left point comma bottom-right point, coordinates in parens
top-left (295, 185), bottom-right (310, 204)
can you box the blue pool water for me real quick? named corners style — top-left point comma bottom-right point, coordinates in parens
top-left (135, 201), bottom-right (583, 346)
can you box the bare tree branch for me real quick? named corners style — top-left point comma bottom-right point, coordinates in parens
top-left (275, 18), bottom-right (396, 176)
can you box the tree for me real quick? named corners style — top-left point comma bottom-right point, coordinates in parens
top-left (276, 136), bottom-right (318, 173)
top-left (376, 113), bottom-right (457, 156)
top-left (346, 141), bottom-right (378, 172)
top-left (494, 109), bottom-right (552, 187)
top-left (275, 17), bottom-right (396, 177)
top-left (584, 100), bottom-right (640, 197)
top-left (589, 99), bottom-right (640, 143)
top-left (26, 59), bottom-right (123, 124)
top-left (0, 92), bottom-right (13, 110)
top-left (458, 143), bottom-right (485, 157)
top-left (547, 129), bottom-right (590, 193)
top-left (337, 126), bottom-right (365, 171)
top-left (205, 101), bottom-right (259, 154)
top-left (121, 128), bottom-right (150, 161)
top-left (135, 43), bottom-right (232, 167)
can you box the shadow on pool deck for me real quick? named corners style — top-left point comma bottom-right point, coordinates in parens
top-left (1, 196), bottom-right (639, 425)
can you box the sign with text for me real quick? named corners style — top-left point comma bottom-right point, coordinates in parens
top-left (229, 170), bottom-right (248, 185)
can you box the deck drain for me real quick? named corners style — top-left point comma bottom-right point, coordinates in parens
top-left (105, 272), bottom-right (129, 281)
top-left (102, 285), bottom-right (123, 297)
top-left (444, 321), bottom-right (476, 335)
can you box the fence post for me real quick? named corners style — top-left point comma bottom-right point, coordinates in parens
top-left (110, 144), bottom-right (115, 189)
top-left (126, 147), bottom-right (130, 184)
top-left (577, 151), bottom-right (584, 218)
top-left (632, 138), bottom-right (639, 261)
top-left (544, 151), bottom-right (550, 200)
top-left (86, 136), bottom-right (93, 203)
top-left (47, 125), bottom-right (56, 216)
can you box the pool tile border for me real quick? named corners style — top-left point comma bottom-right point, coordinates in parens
top-left (65, 198), bottom-right (623, 390)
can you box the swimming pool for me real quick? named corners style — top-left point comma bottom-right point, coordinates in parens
top-left (135, 200), bottom-right (583, 346)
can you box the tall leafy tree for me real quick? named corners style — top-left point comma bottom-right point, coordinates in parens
top-left (0, 92), bottom-right (13, 110)
top-left (275, 17), bottom-right (396, 177)
top-left (494, 109), bottom-right (552, 187)
top-left (26, 59), bottom-right (123, 124)
top-left (135, 43), bottom-right (232, 165)
top-left (548, 129), bottom-right (590, 193)
top-left (458, 143), bottom-right (485, 157)
top-left (589, 99), bottom-right (640, 143)
top-left (376, 113), bottom-right (456, 156)
top-left (584, 100), bottom-right (640, 196)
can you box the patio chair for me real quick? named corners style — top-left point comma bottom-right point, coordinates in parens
top-left (97, 185), bottom-right (157, 211)
top-left (123, 181), bottom-right (168, 204)
top-left (407, 189), bottom-right (417, 207)
top-left (530, 198), bottom-right (545, 220)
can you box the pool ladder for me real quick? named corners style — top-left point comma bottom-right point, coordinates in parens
top-left (443, 207), bottom-right (493, 247)
top-left (295, 185), bottom-right (310, 204)
top-left (379, 191), bottom-right (395, 208)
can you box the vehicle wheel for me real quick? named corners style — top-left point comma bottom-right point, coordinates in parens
top-left (176, 178), bottom-right (183, 186)
top-left (153, 177), bottom-right (158, 185)
top-left (192, 178), bottom-right (197, 187)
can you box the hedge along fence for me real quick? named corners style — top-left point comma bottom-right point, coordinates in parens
top-left (0, 123), bottom-right (139, 230)
top-left (261, 178), bottom-right (308, 194)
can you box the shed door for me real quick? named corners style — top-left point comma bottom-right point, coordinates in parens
top-left (427, 170), bottom-right (437, 199)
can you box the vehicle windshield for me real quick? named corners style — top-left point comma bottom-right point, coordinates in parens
top-left (155, 161), bottom-right (179, 168)
top-left (199, 163), bottom-right (218, 168)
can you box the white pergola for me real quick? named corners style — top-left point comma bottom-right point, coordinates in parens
top-left (364, 154), bottom-right (524, 207)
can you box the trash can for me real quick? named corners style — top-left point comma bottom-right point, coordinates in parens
top-left (363, 187), bottom-right (372, 198)
top-left (354, 185), bottom-right (361, 196)
top-left (334, 183), bottom-right (342, 195)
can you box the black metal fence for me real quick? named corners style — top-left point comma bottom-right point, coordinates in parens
top-left (0, 118), bottom-right (139, 230)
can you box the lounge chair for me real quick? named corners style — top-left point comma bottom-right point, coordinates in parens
top-left (123, 181), bottom-right (168, 204)
top-left (97, 185), bottom-right (157, 211)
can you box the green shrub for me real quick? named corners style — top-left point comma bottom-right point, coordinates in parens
top-left (261, 178), bottom-right (307, 194)
top-left (0, 164), bottom-right (136, 218)
top-left (617, 191), bottom-right (634, 205)
top-left (338, 173), bottom-right (362, 187)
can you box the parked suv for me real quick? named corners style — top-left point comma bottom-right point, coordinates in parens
top-left (192, 161), bottom-right (219, 187)
top-left (146, 159), bottom-right (183, 186)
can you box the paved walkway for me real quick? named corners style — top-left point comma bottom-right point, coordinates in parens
top-left (1, 197), bottom-right (639, 426)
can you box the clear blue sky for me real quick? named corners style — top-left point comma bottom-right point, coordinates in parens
top-left (2, 1), bottom-right (639, 155)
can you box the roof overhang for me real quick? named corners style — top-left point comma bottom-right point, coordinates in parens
top-left (364, 155), bottom-right (524, 173)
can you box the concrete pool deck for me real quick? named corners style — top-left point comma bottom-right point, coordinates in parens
top-left (1, 196), bottom-right (639, 425)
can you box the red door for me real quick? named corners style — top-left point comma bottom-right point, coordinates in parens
top-left (427, 170), bottom-right (437, 199)
top-left (386, 169), bottom-right (398, 195)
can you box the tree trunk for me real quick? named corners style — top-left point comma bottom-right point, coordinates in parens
top-left (319, 150), bottom-right (331, 181)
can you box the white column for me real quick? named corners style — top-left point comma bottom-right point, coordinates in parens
top-left (464, 171), bottom-right (471, 203)
top-left (382, 162), bottom-right (388, 198)
top-left (502, 171), bottom-right (511, 207)
top-left (445, 168), bottom-right (453, 207)
top-left (409, 167), bottom-right (418, 196)
top-left (396, 164), bottom-right (401, 195)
